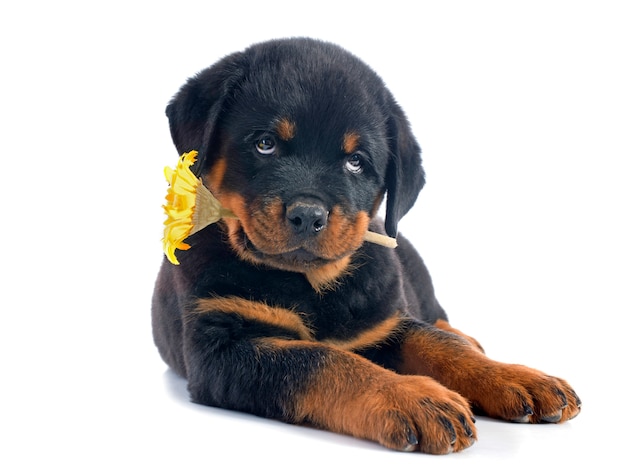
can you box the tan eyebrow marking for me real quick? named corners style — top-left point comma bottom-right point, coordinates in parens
top-left (342, 131), bottom-right (360, 154)
top-left (276, 118), bottom-right (296, 141)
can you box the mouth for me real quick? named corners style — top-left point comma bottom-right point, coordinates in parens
top-left (242, 233), bottom-right (338, 270)
top-left (277, 247), bottom-right (322, 263)
top-left (220, 202), bottom-right (370, 273)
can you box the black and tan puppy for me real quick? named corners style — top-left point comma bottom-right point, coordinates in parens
top-left (152, 38), bottom-right (580, 454)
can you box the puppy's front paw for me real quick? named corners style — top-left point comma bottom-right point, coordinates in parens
top-left (362, 376), bottom-right (477, 454)
top-left (471, 363), bottom-right (581, 424)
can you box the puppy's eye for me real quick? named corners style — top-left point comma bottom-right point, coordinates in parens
top-left (345, 154), bottom-right (363, 174)
top-left (256, 136), bottom-right (277, 155)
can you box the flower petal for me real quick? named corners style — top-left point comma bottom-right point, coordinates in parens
top-left (161, 150), bottom-right (239, 264)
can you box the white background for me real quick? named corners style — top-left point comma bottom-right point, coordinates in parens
top-left (1, 1), bottom-right (623, 469)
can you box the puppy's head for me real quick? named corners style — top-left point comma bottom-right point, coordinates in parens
top-left (166, 38), bottom-right (424, 274)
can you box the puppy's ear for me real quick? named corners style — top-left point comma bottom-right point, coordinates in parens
top-left (166, 53), bottom-right (245, 176)
top-left (384, 101), bottom-right (426, 237)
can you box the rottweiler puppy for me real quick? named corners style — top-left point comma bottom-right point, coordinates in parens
top-left (152, 37), bottom-right (580, 454)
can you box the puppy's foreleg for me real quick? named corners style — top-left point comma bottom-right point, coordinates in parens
top-left (398, 323), bottom-right (581, 423)
top-left (183, 305), bottom-right (476, 454)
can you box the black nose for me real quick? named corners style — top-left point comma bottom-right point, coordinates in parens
top-left (286, 201), bottom-right (329, 235)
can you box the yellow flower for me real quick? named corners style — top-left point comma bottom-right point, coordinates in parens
top-left (162, 151), bottom-right (235, 264)
top-left (161, 151), bottom-right (397, 265)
